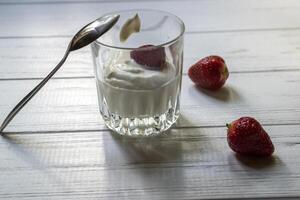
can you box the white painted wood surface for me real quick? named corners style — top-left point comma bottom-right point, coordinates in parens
top-left (1, 0), bottom-right (300, 199)
top-left (1, 72), bottom-right (300, 132)
top-left (1, 0), bottom-right (300, 37)
top-left (0, 126), bottom-right (300, 200)
top-left (1, 29), bottom-right (300, 79)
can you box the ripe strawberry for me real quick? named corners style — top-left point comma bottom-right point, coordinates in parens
top-left (188, 55), bottom-right (229, 90)
top-left (130, 45), bottom-right (166, 69)
top-left (227, 117), bottom-right (275, 156)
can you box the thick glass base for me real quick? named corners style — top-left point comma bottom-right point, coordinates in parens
top-left (100, 106), bottom-right (180, 137)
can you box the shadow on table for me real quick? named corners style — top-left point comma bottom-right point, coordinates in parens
top-left (234, 154), bottom-right (280, 169)
top-left (108, 129), bottom-right (185, 163)
top-left (1, 133), bottom-right (71, 189)
top-left (103, 125), bottom-right (210, 197)
top-left (105, 113), bottom-right (210, 164)
top-left (194, 85), bottom-right (241, 102)
top-left (1, 134), bottom-right (47, 169)
top-left (227, 152), bottom-right (282, 170)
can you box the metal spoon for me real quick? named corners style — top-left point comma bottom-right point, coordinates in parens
top-left (0, 14), bottom-right (120, 133)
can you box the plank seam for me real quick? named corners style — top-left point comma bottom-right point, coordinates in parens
top-left (2, 123), bottom-right (300, 135)
top-left (2, 27), bottom-right (300, 40)
top-left (0, 0), bottom-right (206, 6)
top-left (1, 68), bottom-right (300, 82)
top-left (192, 196), bottom-right (300, 200)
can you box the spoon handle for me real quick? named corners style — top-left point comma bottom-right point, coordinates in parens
top-left (0, 43), bottom-right (71, 133)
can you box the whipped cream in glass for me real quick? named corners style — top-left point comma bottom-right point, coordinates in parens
top-left (91, 10), bottom-right (185, 136)
top-left (96, 51), bottom-right (180, 118)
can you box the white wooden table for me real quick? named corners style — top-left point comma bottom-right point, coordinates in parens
top-left (1, 0), bottom-right (300, 199)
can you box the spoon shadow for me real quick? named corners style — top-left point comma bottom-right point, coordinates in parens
top-left (1, 133), bottom-right (71, 188)
top-left (1, 134), bottom-right (47, 169)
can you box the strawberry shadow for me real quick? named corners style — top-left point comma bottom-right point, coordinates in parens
top-left (234, 153), bottom-right (278, 169)
top-left (195, 85), bottom-right (241, 102)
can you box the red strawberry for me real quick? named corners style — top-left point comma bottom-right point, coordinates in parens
top-left (188, 55), bottom-right (229, 90)
top-left (227, 117), bottom-right (275, 156)
top-left (130, 45), bottom-right (166, 69)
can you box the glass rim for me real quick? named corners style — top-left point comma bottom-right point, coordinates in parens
top-left (94, 9), bottom-right (185, 50)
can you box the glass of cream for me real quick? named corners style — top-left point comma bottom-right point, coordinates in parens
top-left (91, 10), bottom-right (185, 136)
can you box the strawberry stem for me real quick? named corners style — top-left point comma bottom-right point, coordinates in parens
top-left (226, 123), bottom-right (231, 129)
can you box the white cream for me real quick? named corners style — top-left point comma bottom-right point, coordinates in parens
top-left (96, 51), bottom-right (180, 117)
top-left (105, 60), bottom-right (175, 90)
top-left (119, 13), bottom-right (141, 42)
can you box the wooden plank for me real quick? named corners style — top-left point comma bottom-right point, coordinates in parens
top-left (0, 0), bottom-right (155, 3)
top-left (1, 71), bottom-right (300, 132)
top-left (1, 29), bottom-right (300, 79)
top-left (0, 125), bottom-right (300, 199)
top-left (1, 0), bottom-right (300, 37)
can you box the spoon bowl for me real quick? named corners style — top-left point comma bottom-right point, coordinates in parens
top-left (70, 15), bottom-right (120, 51)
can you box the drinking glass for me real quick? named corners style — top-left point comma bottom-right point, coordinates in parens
top-left (91, 10), bottom-right (185, 136)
